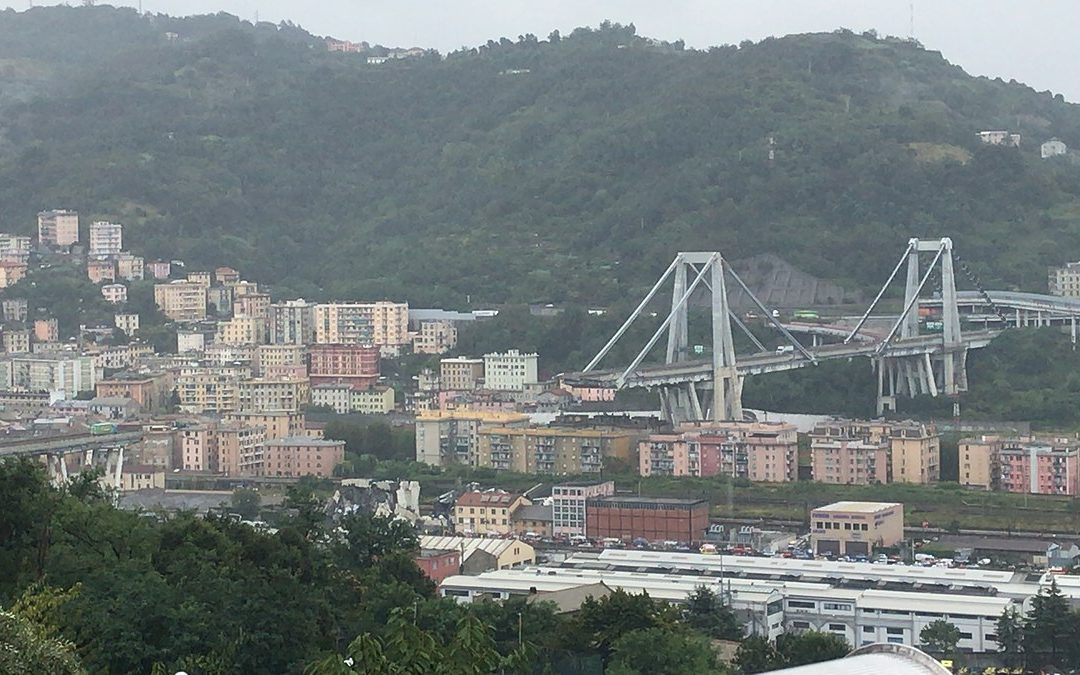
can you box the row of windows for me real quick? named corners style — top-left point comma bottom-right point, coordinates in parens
top-left (815, 521), bottom-right (869, 531)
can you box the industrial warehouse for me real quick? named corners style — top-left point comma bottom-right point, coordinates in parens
top-left (438, 548), bottom-right (1080, 654)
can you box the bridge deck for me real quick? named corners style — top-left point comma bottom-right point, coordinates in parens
top-left (0, 431), bottom-right (143, 457)
top-left (568, 330), bottom-right (1000, 388)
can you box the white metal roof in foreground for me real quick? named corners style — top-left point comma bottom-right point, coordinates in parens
top-left (440, 566), bottom-right (1013, 616)
top-left (772, 644), bottom-right (949, 674)
top-left (587, 549), bottom-right (1018, 586)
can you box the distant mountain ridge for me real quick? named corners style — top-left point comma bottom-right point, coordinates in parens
top-left (1, 6), bottom-right (1079, 306)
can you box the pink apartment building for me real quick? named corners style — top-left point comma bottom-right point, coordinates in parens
top-left (998, 439), bottom-right (1080, 495)
top-left (809, 420), bottom-right (891, 485)
top-left (638, 422), bottom-right (797, 482)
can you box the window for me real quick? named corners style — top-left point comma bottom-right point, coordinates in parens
top-left (791, 621), bottom-right (810, 629)
top-left (960, 632), bottom-right (972, 639)
top-left (823, 602), bottom-right (851, 611)
top-left (862, 626), bottom-right (875, 633)
top-left (887, 637), bottom-right (903, 644)
top-left (886, 627), bottom-right (904, 636)
top-left (828, 623), bottom-right (846, 631)
top-left (788, 600), bottom-right (815, 609)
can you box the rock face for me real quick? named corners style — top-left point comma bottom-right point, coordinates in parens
top-left (727, 254), bottom-right (860, 310)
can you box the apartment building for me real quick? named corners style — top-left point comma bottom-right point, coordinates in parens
top-left (187, 271), bottom-right (212, 287)
top-left (96, 373), bottom-right (171, 413)
top-left (889, 421), bottom-right (940, 483)
top-left (217, 425), bottom-right (267, 476)
top-left (145, 260), bottom-right (171, 279)
top-left (311, 384), bottom-right (352, 414)
top-left (482, 349), bottom-right (538, 391)
top-left (440, 356), bottom-right (484, 390)
top-left (1049, 261), bottom-right (1080, 298)
top-left (0, 234), bottom-right (31, 262)
top-left (414, 410), bottom-right (530, 466)
top-left (3, 298), bottom-right (28, 322)
top-left (4, 354), bottom-right (95, 396)
top-left (0, 261), bottom-right (28, 288)
top-left (957, 436), bottom-right (1001, 489)
top-left (115, 313), bottom-right (140, 335)
top-left (313, 301), bottom-right (409, 347)
top-left (215, 316), bottom-right (268, 346)
top-left (116, 253), bottom-right (144, 281)
top-left (454, 490), bottom-right (529, 536)
top-left (811, 501), bottom-right (904, 558)
top-left (260, 437), bottom-right (344, 478)
top-left (810, 420), bottom-right (890, 485)
top-left (87, 259), bottom-right (115, 284)
top-left (175, 366), bottom-right (248, 413)
top-left (154, 281), bottom-right (208, 321)
top-left (308, 343), bottom-right (379, 389)
top-left (552, 481), bottom-right (615, 537)
top-left (253, 344), bottom-right (305, 376)
top-left (215, 266), bottom-right (241, 284)
top-left (37, 209), bottom-right (79, 247)
top-left (639, 421), bottom-right (799, 482)
top-left (88, 220), bottom-right (123, 257)
top-left (180, 425), bottom-right (217, 471)
top-left (207, 286), bottom-right (234, 316)
top-left (2, 329), bottom-right (31, 354)
top-left (33, 318), bottom-right (58, 343)
top-left (475, 426), bottom-right (636, 474)
top-left (237, 377), bottom-right (309, 413)
top-left (224, 411), bottom-right (307, 441)
top-left (1001, 438), bottom-right (1080, 495)
top-left (351, 385), bottom-right (395, 414)
top-left (101, 284), bottom-right (127, 304)
top-left (412, 319), bottom-right (457, 354)
top-left (270, 299), bottom-right (316, 345)
top-left (233, 293), bottom-right (271, 319)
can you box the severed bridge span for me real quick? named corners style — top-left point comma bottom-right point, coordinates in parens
top-left (563, 238), bottom-right (1080, 423)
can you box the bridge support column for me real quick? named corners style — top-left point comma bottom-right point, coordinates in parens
top-left (875, 358), bottom-right (897, 415)
top-left (104, 447), bottom-right (124, 490)
top-left (710, 259), bottom-right (742, 421)
top-left (46, 453), bottom-right (69, 485)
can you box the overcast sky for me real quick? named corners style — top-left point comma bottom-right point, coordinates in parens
top-left (9, 1), bottom-right (1080, 101)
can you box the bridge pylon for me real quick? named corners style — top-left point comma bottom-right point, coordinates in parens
top-left (582, 252), bottom-right (811, 423)
top-left (848, 237), bottom-right (968, 414)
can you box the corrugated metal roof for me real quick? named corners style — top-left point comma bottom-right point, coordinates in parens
top-left (419, 536), bottom-right (534, 564)
top-left (772, 645), bottom-right (950, 674)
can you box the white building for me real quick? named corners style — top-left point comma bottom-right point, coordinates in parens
top-left (1041, 137), bottom-right (1068, 159)
top-left (311, 384), bottom-right (352, 414)
top-left (482, 349), bottom-right (538, 391)
top-left (115, 313), bottom-right (140, 335)
top-left (552, 481), bottom-right (615, 537)
top-left (0, 234), bottom-right (32, 262)
top-left (270, 299), bottom-right (316, 345)
top-left (1048, 261), bottom-right (1080, 298)
top-left (88, 221), bottom-right (123, 257)
top-left (440, 551), bottom-right (1023, 653)
top-left (977, 130), bottom-right (1020, 147)
top-left (101, 283), bottom-right (127, 304)
top-left (4, 354), bottom-right (96, 398)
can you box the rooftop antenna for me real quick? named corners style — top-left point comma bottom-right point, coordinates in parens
top-left (909, 1), bottom-right (915, 40)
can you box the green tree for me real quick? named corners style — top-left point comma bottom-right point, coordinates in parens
top-left (572, 589), bottom-right (676, 662)
top-left (919, 619), bottom-right (962, 656)
top-left (682, 586), bottom-right (742, 640)
top-left (0, 608), bottom-right (84, 675)
top-left (607, 626), bottom-right (721, 675)
top-left (996, 607), bottom-right (1024, 668)
top-left (1023, 580), bottom-right (1072, 663)
top-left (775, 630), bottom-right (849, 668)
top-left (732, 635), bottom-right (780, 674)
top-left (229, 488), bottom-right (261, 520)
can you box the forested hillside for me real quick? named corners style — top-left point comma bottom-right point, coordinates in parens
top-left (2, 6), bottom-right (1080, 305)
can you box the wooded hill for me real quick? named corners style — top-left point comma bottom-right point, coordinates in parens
top-left (2, 6), bottom-right (1080, 306)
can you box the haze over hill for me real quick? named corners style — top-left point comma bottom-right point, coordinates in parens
top-left (2, 6), bottom-right (1080, 307)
